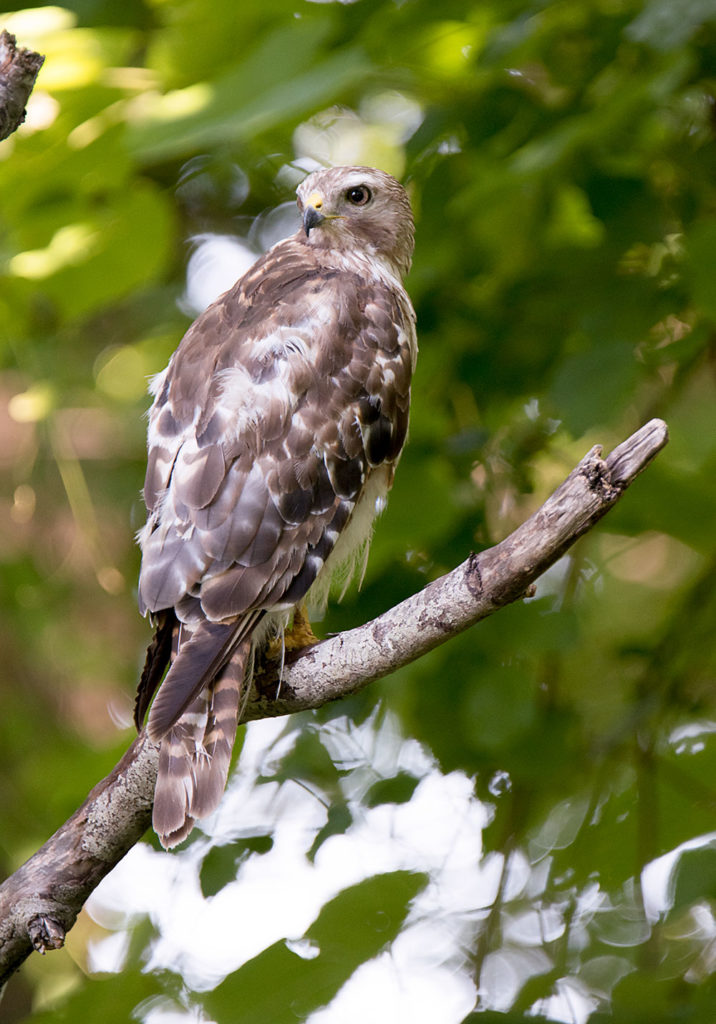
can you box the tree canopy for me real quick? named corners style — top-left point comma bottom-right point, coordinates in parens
top-left (1, 0), bottom-right (715, 1021)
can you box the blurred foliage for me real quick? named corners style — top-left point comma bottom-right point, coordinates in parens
top-left (202, 871), bottom-right (427, 1023)
top-left (1, 0), bottom-right (716, 1021)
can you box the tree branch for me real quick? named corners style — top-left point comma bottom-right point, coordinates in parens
top-left (0, 419), bottom-right (668, 985)
top-left (0, 30), bottom-right (45, 142)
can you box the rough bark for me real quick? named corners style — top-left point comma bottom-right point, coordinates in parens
top-left (0, 418), bottom-right (668, 986)
top-left (0, 30), bottom-right (45, 142)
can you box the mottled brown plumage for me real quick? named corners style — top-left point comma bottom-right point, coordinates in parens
top-left (136, 166), bottom-right (417, 847)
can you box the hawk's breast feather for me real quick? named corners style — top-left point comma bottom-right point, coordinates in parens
top-left (139, 240), bottom-right (415, 624)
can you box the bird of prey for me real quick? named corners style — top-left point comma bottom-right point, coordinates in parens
top-left (135, 165), bottom-right (417, 848)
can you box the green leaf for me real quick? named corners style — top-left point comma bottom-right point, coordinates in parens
top-left (200, 836), bottom-right (274, 898)
top-left (671, 842), bottom-right (716, 912)
top-left (550, 343), bottom-right (640, 436)
top-left (307, 802), bottom-right (353, 862)
top-left (364, 772), bottom-right (420, 808)
top-left (128, 20), bottom-right (371, 163)
top-left (685, 219), bottom-right (716, 322)
top-left (8, 182), bottom-right (173, 323)
top-left (204, 872), bottom-right (426, 1022)
top-left (21, 967), bottom-right (164, 1022)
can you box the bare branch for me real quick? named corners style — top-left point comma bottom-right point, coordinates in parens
top-left (0, 419), bottom-right (668, 985)
top-left (247, 418), bottom-right (669, 715)
top-left (0, 30), bottom-right (45, 142)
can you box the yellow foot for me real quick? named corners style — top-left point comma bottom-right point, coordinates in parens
top-left (287, 604), bottom-right (320, 650)
top-left (265, 605), bottom-right (320, 660)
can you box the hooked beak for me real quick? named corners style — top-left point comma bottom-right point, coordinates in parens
top-left (303, 190), bottom-right (327, 236)
top-left (303, 205), bottom-right (325, 236)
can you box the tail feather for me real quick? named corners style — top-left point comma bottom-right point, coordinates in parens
top-left (146, 610), bottom-right (262, 742)
top-left (153, 689), bottom-right (210, 847)
top-left (146, 620), bottom-right (236, 742)
top-left (134, 610), bottom-right (177, 730)
top-left (146, 610), bottom-right (265, 847)
top-left (152, 636), bottom-right (251, 849)
top-left (190, 639), bottom-right (249, 821)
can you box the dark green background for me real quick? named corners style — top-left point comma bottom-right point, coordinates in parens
top-left (1, 0), bottom-right (715, 1019)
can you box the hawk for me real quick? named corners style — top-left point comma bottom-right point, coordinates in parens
top-left (135, 166), bottom-right (417, 848)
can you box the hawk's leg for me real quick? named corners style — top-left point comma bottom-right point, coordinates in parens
top-left (266, 604), bottom-right (320, 660)
top-left (287, 603), bottom-right (320, 650)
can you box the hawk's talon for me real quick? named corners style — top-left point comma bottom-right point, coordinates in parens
top-left (288, 605), bottom-right (320, 650)
top-left (265, 605), bottom-right (320, 660)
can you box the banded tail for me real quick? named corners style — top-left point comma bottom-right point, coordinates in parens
top-left (153, 639), bottom-right (249, 847)
top-left (138, 614), bottom-right (261, 848)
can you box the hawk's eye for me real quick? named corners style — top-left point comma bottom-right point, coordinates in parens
top-left (345, 185), bottom-right (371, 206)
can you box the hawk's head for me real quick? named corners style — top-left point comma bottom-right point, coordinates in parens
top-left (296, 166), bottom-right (415, 278)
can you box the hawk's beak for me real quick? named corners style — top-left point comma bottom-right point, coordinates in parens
top-left (303, 191), bottom-right (325, 236)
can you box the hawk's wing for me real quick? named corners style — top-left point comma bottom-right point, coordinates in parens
top-left (138, 237), bottom-right (415, 739)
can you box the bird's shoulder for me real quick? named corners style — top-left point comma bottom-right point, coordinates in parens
top-left (152, 234), bottom-right (413, 426)
top-left (139, 234), bottom-right (416, 618)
